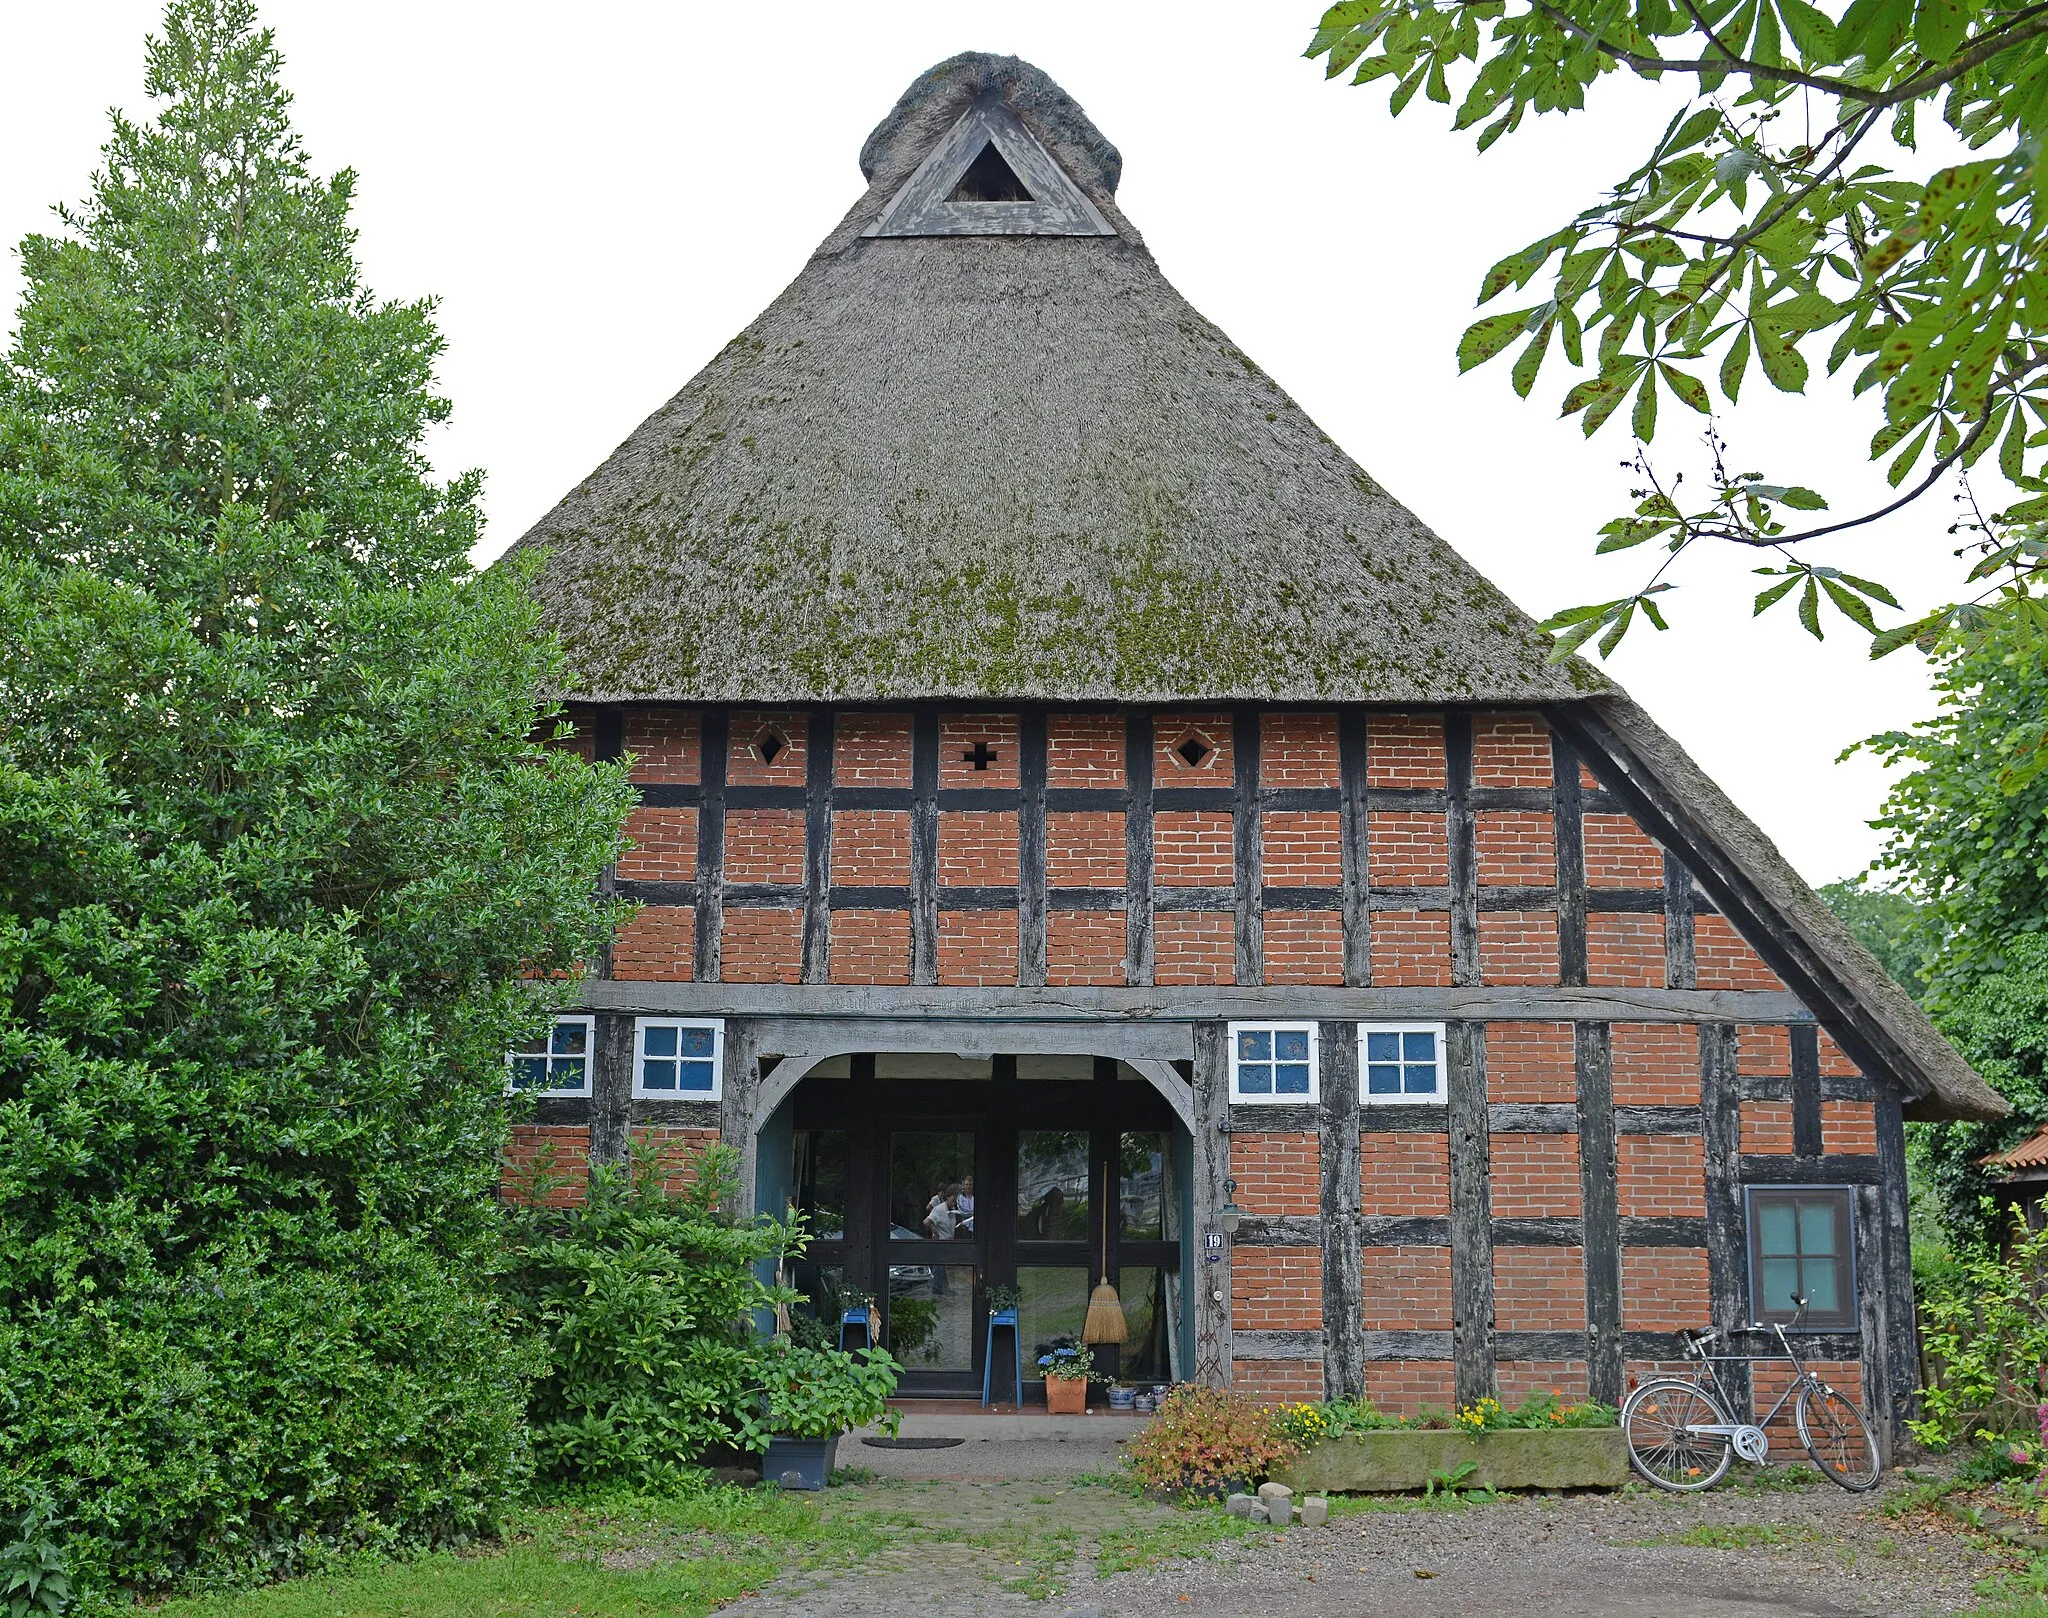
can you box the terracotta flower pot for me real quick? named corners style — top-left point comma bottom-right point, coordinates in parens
top-left (1045, 1376), bottom-right (1087, 1415)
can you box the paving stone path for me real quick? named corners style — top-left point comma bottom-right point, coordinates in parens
top-left (721, 1438), bottom-right (2017, 1618)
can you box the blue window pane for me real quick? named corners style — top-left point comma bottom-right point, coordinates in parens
top-left (510, 1055), bottom-right (548, 1090)
top-left (644, 1025), bottom-right (678, 1058)
top-left (1366, 1063), bottom-right (1401, 1095)
top-left (552, 1057), bottom-right (587, 1092)
top-left (1238, 1030), bottom-right (1272, 1063)
top-left (551, 1021), bottom-right (588, 1057)
top-left (1366, 1031), bottom-right (1400, 1062)
top-left (643, 1059), bottom-right (678, 1091)
top-left (1801, 1258), bottom-right (1840, 1314)
top-left (1797, 1202), bottom-right (1837, 1255)
top-left (1403, 1031), bottom-right (1435, 1063)
top-left (1275, 1029), bottom-right (1310, 1063)
top-left (679, 1025), bottom-right (716, 1059)
top-left (1760, 1256), bottom-right (1801, 1313)
top-left (677, 1059), bottom-right (716, 1092)
top-left (1274, 1063), bottom-right (1311, 1094)
top-left (1404, 1063), bottom-right (1437, 1095)
top-left (1238, 1063), bottom-right (1273, 1095)
top-left (1757, 1203), bottom-right (1797, 1256)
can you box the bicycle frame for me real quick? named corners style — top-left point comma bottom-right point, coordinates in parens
top-left (1663, 1309), bottom-right (1828, 1450)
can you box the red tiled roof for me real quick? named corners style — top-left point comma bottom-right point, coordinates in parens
top-left (1982, 1126), bottom-right (2048, 1172)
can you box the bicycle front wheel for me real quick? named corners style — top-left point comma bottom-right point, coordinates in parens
top-left (1624, 1379), bottom-right (1734, 1491)
top-left (1795, 1382), bottom-right (1881, 1492)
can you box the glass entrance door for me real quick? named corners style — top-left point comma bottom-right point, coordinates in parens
top-left (883, 1130), bottom-right (981, 1378)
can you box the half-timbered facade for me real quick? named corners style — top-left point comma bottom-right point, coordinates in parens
top-left (505, 53), bottom-right (2004, 1447)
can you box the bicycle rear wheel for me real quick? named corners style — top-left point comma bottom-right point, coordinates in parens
top-left (1624, 1379), bottom-right (1734, 1491)
top-left (1795, 1382), bottom-right (1881, 1492)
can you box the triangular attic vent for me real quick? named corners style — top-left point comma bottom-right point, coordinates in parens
top-left (865, 93), bottom-right (1115, 238)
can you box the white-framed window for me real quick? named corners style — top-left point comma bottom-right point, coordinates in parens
top-left (506, 1014), bottom-right (595, 1097)
top-left (1229, 1021), bottom-right (1319, 1104)
top-left (634, 1017), bottom-right (724, 1100)
top-left (1359, 1022), bottom-right (1446, 1104)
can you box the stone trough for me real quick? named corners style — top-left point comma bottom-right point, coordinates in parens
top-left (1276, 1428), bottom-right (1629, 1493)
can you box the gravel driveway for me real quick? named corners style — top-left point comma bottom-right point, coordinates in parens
top-left (724, 1448), bottom-right (2015, 1618)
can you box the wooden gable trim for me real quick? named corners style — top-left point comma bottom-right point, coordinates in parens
top-left (864, 92), bottom-right (1117, 239)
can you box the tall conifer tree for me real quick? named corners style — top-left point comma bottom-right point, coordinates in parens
top-left (0, 1), bottom-right (631, 1588)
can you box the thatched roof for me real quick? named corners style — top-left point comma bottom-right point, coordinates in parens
top-left (1585, 695), bottom-right (2006, 1123)
top-left (509, 52), bottom-right (1612, 706)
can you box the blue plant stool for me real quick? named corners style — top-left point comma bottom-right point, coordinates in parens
top-left (982, 1307), bottom-right (1022, 1408)
top-left (838, 1304), bottom-right (872, 1353)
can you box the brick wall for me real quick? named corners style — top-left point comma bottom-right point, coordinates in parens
top-left (1479, 912), bottom-right (1560, 985)
top-left (618, 806), bottom-right (697, 882)
top-left (1740, 1101), bottom-right (1795, 1156)
top-left (1494, 1246), bottom-right (1586, 1330)
top-left (1473, 714), bottom-right (1552, 787)
top-left (836, 712), bottom-right (912, 785)
top-left (1047, 812), bottom-right (1124, 886)
top-left (1584, 813), bottom-right (1662, 886)
top-left (1262, 810), bottom-right (1342, 884)
top-left (1230, 1132), bottom-right (1321, 1215)
top-left (1490, 1134), bottom-right (1583, 1217)
top-left (625, 708), bottom-right (699, 782)
top-left (632, 1125), bottom-right (723, 1193)
top-left (1476, 811), bottom-right (1555, 884)
top-left (1367, 715), bottom-right (1444, 787)
top-left (1367, 812), bottom-right (1447, 883)
top-left (1370, 911), bottom-right (1453, 986)
top-left (1047, 713), bottom-right (1123, 787)
top-left (832, 810), bottom-right (912, 885)
top-left (1360, 1134), bottom-right (1450, 1215)
top-left (1621, 1247), bottom-right (1710, 1332)
top-left (502, 1124), bottom-right (590, 1206)
top-left (938, 911), bottom-right (1018, 985)
top-left (1617, 1135), bottom-right (1706, 1217)
top-left (1487, 1022), bottom-right (1575, 1103)
top-left (1367, 1360), bottom-right (1456, 1415)
top-left (1360, 1247), bottom-right (1452, 1329)
top-left (1262, 911), bottom-right (1345, 984)
top-left (1262, 712), bottom-right (1341, 785)
top-left (1155, 812), bottom-right (1234, 884)
top-left (1232, 1359), bottom-right (1325, 1403)
top-left (1612, 1024), bottom-right (1699, 1105)
top-left (1497, 1361), bottom-right (1590, 1401)
top-left (1232, 1246), bottom-right (1322, 1329)
top-left (939, 811), bottom-right (1019, 886)
top-left (830, 909), bottom-right (910, 984)
top-left (726, 809), bottom-right (805, 884)
top-left (1154, 911), bottom-right (1233, 985)
top-left (1587, 913), bottom-right (1666, 988)
top-left (1823, 1100), bottom-right (1877, 1154)
top-left (722, 908), bottom-right (802, 983)
top-left (1047, 911), bottom-right (1125, 984)
top-left (613, 905), bottom-right (694, 979)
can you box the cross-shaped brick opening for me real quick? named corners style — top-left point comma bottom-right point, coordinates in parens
top-left (1170, 728), bottom-right (1215, 769)
top-left (962, 738), bottom-right (1000, 771)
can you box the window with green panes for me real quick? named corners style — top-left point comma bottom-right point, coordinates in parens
top-left (1745, 1187), bottom-right (1855, 1329)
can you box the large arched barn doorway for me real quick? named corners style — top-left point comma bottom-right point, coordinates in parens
top-left (759, 1054), bottom-right (1193, 1399)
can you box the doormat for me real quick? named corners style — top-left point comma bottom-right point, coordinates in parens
top-left (863, 1436), bottom-right (965, 1450)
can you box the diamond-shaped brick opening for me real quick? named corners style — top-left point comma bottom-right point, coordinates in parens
top-left (1170, 728), bottom-right (1216, 770)
top-left (750, 725), bottom-right (789, 767)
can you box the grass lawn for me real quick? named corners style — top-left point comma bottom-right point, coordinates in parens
top-left (153, 1489), bottom-right (904, 1618)
top-left (148, 1475), bottom-right (1254, 1618)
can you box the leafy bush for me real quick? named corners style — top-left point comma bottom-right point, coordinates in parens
top-left (1, 1507), bottom-right (70, 1618)
top-left (0, 1), bottom-right (628, 1596)
top-left (1914, 1217), bottom-right (2048, 1450)
top-left (502, 1142), bottom-right (899, 1488)
top-left (1124, 1387), bottom-right (1300, 1492)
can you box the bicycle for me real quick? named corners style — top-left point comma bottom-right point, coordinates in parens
top-left (1621, 1303), bottom-right (1881, 1493)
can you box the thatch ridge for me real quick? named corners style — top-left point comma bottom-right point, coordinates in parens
top-left (509, 54), bottom-right (1613, 707)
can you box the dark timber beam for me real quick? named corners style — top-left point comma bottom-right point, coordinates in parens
top-left (1576, 1021), bottom-right (1623, 1403)
top-left (1699, 1022), bottom-right (1752, 1418)
top-left (1125, 711), bottom-right (1156, 987)
top-left (910, 710), bottom-right (940, 986)
top-left (1193, 1021), bottom-right (1231, 1387)
top-left (1790, 1023), bottom-right (1824, 1159)
top-left (801, 710), bottom-right (834, 985)
top-left (694, 708), bottom-right (728, 983)
top-left (1338, 711), bottom-right (1373, 987)
top-left (1320, 1019), bottom-right (1366, 1400)
top-left (1447, 1019), bottom-right (1495, 1406)
top-left (1552, 731), bottom-right (1589, 987)
top-left (1018, 709), bottom-right (1048, 988)
top-left (1445, 714), bottom-right (1479, 988)
top-left (1233, 708), bottom-right (1264, 987)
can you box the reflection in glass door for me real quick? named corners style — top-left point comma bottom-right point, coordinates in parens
top-left (885, 1131), bottom-right (978, 1373)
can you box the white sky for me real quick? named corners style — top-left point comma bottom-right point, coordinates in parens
top-left (2, 2), bottom-right (1983, 887)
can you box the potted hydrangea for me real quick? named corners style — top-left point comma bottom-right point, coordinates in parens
top-left (1037, 1338), bottom-right (1098, 1415)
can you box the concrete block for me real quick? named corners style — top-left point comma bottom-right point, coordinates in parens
top-left (1300, 1496), bottom-right (1329, 1528)
top-left (1225, 1493), bottom-right (1257, 1520)
top-left (1275, 1428), bottom-right (1629, 1494)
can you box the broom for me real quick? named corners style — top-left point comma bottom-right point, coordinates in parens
top-left (1082, 1161), bottom-right (1127, 1345)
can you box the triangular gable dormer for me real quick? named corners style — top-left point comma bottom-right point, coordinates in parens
top-left (865, 92), bottom-right (1115, 237)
